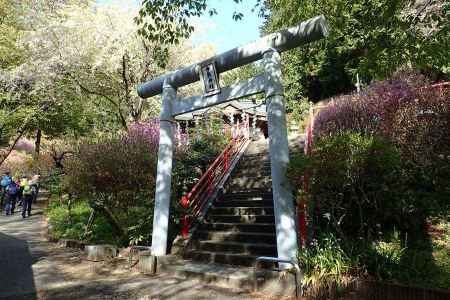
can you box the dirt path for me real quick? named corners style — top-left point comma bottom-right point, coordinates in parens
top-left (0, 201), bottom-right (258, 300)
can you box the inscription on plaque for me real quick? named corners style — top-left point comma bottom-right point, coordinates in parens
top-left (199, 60), bottom-right (221, 97)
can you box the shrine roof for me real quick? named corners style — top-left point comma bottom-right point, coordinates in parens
top-left (174, 99), bottom-right (266, 121)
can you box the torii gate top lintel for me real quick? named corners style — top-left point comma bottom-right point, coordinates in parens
top-left (137, 15), bottom-right (328, 99)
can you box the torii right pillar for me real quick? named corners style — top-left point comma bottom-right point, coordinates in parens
top-left (263, 48), bottom-right (298, 268)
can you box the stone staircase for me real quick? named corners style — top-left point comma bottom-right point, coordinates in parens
top-left (183, 139), bottom-right (277, 267)
top-left (160, 136), bottom-right (304, 294)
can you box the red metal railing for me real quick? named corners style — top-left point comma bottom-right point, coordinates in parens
top-left (179, 120), bottom-right (250, 237)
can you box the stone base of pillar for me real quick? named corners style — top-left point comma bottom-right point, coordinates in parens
top-left (138, 251), bottom-right (157, 275)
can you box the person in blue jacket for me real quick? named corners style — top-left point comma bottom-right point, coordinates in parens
top-left (1, 171), bottom-right (12, 210)
top-left (5, 180), bottom-right (19, 215)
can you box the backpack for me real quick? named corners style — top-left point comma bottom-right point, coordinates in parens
top-left (7, 182), bottom-right (18, 195)
top-left (23, 184), bottom-right (32, 196)
top-left (31, 185), bottom-right (38, 194)
top-left (1, 176), bottom-right (11, 187)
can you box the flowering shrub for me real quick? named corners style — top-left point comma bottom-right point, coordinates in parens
top-left (63, 128), bottom-right (159, 245)
top-left (314, 72), bottom-right (450, 169)
top-left (127, 119), bottom-right (160, 147)
top-left (289, 72), bottom-right (450, 289)
top-left (14, 138), bottom-right (35, 153)
top-left (313, 94), bottom-right (380, 137)
top-left (62, 120), bottom-right (230, 245)
top-left (390, 87), bottom-right (450, 167)
top-left (314, 77), bottom-right (421, 138)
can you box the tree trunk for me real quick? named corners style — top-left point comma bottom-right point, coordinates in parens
top-left (0, 131), bottom-right (24, 168)
top-left (67, 193), bottom-right (73, 225)
top-left (83, 209), bottom-right (97, 239)
top-left (98, 205), bottom-right (128, 246)
top-left (34, 129), bottom-right (42, 159)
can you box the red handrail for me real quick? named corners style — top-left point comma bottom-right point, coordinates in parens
top-left (179, 120), bottom-right (250, 237)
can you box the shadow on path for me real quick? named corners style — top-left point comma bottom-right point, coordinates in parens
top-left (0, 232), bottom-right (37, 300)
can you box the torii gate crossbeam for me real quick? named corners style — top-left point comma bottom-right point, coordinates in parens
top-left (138, 15), bottom-right (329, 269)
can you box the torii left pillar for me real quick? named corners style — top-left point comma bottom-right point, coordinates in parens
top-left (151, 80), bottom-right (176, 256)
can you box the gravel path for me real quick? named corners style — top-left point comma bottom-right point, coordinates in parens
top-left (0, 202), bottom-right (262, 300)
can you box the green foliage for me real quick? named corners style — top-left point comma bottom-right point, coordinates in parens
top-left (291, 130), bottom-right (449, 243)
top-left (43, 173), bottom-right (63, 197)
top-left (1, 2), bottom-right (178, 157)
top-left (313, 133), bottom-right (406, 237)
top-left (0, 0), bottom-right (23, 68)
top-left (263, 0), bottom-right (450, 107)
top-left (172, 132), bottom-right (229, 201)
top-left (300, 225), bottom-right (450, 294)
top-left (299, 234), bottom-right (352, 289)
top-left (61, 129), bottom-right (228, 246)
top-left (64, 133), bottom-right (158, 199)
top-left (221, 63), bottom-right (262, 86)
top-left (46, 200), bottom-right (114, 243)
top-left (63, 130), bottom-right (158, 244)
top-left (353, 231), bottom-right (407, 279)
top-left (289, 76), bottom-right (450, 290)
top-left (136, 0), bottom-right (251, 50)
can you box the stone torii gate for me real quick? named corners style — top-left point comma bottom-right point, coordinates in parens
top-left (138, 15), bottom-right (329, 266)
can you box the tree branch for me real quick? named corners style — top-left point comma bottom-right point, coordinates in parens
top-left (66, 72), bottom-right (118, 108)
top-left (121, 53), bottom-right (131, 105)
top-left (0, 130), bottom-right (24, 168)
top-left (66, 71), bottom-right (128, 130)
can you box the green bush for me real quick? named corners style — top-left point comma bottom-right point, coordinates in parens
top-left (60, 128), bottom-right (229, 246)
top-left (290, 75), bottom-right (450, 291)
top-left (290, 132), bottom-right (404, 240)
top-left (172, 133), bottom-right (228, 200)
top-left (46, 200), bottom-right (114, 243)
top-left (290, 131), bottom-right (448, 243)
top-left (289, 130), bottom-right (450, 289)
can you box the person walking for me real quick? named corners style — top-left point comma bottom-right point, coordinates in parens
top-left (21, 177), bottom-right (33, 218)
top-left (5, 180), bottom-right (18, 215)
top-left (30, 174), bottom-right (40, 203)
top-left (1, 171), bottom-right (12, 210)
top-left (18, 176), bottom-right (27, 207)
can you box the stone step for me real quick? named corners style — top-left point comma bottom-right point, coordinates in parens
top-left (184, 250), bottom-right (276, 268)
top-left (209, 206), bottom-right (274, 216)
top-left (242, 151), bottom-right (269, 157)
top-left (229, 176), bottom-right (272, 184)
top-left (220, 192), bottom-right (273, 200)
top-left (237, 161), bottom-right (271, 169)
top-left (159, 257), bottom-right (298, 296)
top-left (161, 259), bottom-right (255, 291)
top-left (195, 231), bottom-right (276, 244)
top-left (226, 182), bottom-right (272, 191)
top-left (197, 241), bottom-right (277, 256)
top-left (222, 189), bottom-right (272, 196)
top-left (207, 214), bottom-right (275, 224)
top-left (232, 169), bottom-right (271, 177)
top-left (227, 178), bottom-right (272, 186)
top-left (227, 183), bottom-right (272, 192)
top-left (199, 222), bottom-right (276, 233)
top-left (213, 199), bottom-right (273, 208)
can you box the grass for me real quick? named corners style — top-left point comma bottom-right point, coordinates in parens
top-left (427, 219), bottom-right (450, 289)
top-left (299, 217), bottom-right (450, 298)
